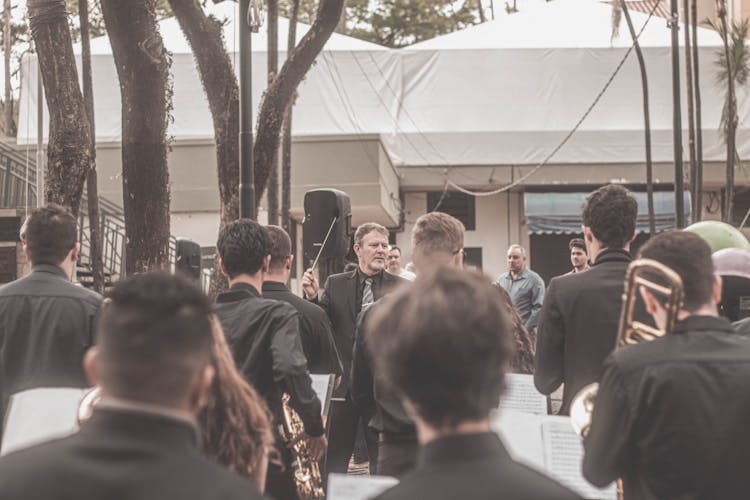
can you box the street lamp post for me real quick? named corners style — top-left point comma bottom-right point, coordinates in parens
top-left (669, 0), bottom-right (685, 228)
top-left (239, 0), bottom-right (256, 219)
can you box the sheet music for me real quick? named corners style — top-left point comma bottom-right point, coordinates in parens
top-left (540, 418), bottom-right (617, 500)
top-left (491, 409), bottom-right (546, 472)
top-left (1, 387), bottom-right (88, 456)
top-left (498, 373), bottom-right (547, 414)
top-left (310, 373), bottom-right (335, 418)
top-left (327, 473), bottom-right (398, 500)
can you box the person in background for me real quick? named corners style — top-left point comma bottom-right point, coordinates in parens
top-left (386, 246), bottom-right (416, 281)
top-left (0, 204), bottom-right (102, 443)
top-left (565, 238), bottom-right (590, 274)
top-left (368, 269), bottom-right (580, 500)
top-left (496, 244), bottom-right (545, 336)
top-left (493, 284), bottom-right (535, 374)
top-left (199, 317), bottom-right (276, 492)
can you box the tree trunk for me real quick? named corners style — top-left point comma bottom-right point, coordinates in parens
top-left (691, 0), bottom-right (703, 221)
top-left (3, 0), bottom-right (11, 136)
top-left (100, 0), bottom-right (171, 274)
top-left (683, 0), bottom-right (697, 223)
top-left (79, 0), bottom-right (104, 292)
top-left (167, 0), bottom-right (240, 296)
top-left (621, 1), bottom-right (655, 234)
top-left (281, 0), bottom-right (300, 234)
top-left (28, 0), bottom-right (91, 216)
top-left (718, 2), bottom-right (735, 223)
top-left (267, 0), bottom-right (280, 225)
top-left (253, 0), bottom-right (345, 210)
top-left (477, 0), bottom-right (486, 22)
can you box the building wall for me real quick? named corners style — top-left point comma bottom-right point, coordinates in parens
top-left (395, 191), bottom-right (526, 281)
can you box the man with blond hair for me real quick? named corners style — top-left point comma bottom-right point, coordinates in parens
top-left (351, 212), bottom-right (465, 477)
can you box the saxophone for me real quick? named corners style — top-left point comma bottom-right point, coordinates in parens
top-left (279, 393), bottom-right (325, 500)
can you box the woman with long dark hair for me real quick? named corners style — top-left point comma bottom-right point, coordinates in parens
top-left (493, 284), bottom-right (535, 374)
top-left (198, 317), bottom-right (276, 492)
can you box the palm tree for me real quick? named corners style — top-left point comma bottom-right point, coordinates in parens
top-left (612, 0), bottom-right (656, 234)
top-left (707, 15), bottom-right (749, 223)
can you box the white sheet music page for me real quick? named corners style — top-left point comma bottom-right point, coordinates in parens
top-left (310, 373), bottom-right (335, 418)
top-left (490, 409), bottom-right (546, 472)
top-left (540, 417), bottom-right (617, 500)
top-left (498, 373), bottom-right (547, 414)
top-left (327, 473), bottom-right (398, 500)
top-left (1, 387), bottom-right (88, 456)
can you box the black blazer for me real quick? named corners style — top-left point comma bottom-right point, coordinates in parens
top-left (313, 269), bottom-right (405, 396)
top-left (0, 407), bottom-right (262, 500)
top-left (375, 432), bottom-right (581, 500)
top-left (535, 248), bottom-right (650, 414)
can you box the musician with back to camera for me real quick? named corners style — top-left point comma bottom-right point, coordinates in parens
top-left (582, 231), bottom-right (750, 499)
top-left (367, 268), bottom-right (581, 500)
top-left (214, 219), bottom-right (325, 500)
top-left (351, 212), bottom-right (466, 477)
top-left (302, 223), bottom-right (407, 474)
top-left (0, 273), bottom-right (262, 500)
top-left (535, 184), bottom-right (645, 415)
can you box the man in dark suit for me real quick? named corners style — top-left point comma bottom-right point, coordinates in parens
top-left (0, 272), bottom-right (261, 500)
top-left (367, 268), bottom-right (580, 500)
top-left (535, 184), bottom-right (640, 415)
top-left (0, 204), bottom-right (101, 442)
top-left (302, 222), bottom-right (406, 474)
top-left (583, 231), bottom-right (750, 499)
top-left (263, 225), bottom-right (342, 377)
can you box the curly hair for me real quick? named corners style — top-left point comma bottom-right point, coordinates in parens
top-left (493, 284), bottom-right (535, 375)
top-left (582, 185), bottom-right (638, 249)
top-left (198, 317), bottom-right (276, 489)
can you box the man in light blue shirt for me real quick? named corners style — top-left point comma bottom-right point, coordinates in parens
top-left (496, 244), bottom-right (545, 332)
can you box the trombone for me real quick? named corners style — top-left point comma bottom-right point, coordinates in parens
top-left (570, 259), bottom-right (684, 437)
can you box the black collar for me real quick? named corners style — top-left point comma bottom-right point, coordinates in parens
top-left (215, 282), bottom-right (261, 303)
top-left (593, 248), bottom-right (633, 266)
top-left (418, 432), bottom-right (510, 468)
top-left (81, 407), bottom-right (198, 452)
top-left (672, 315), bottom-right (736, 335)
top-left (31, 264), bottom-right (69, 280)
top-left (262, 281), bottom-right (289, 293)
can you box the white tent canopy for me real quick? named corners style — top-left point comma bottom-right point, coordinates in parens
top-left (18, 0), bottom-right (750, 169)
top-left (18, 1), bottom-right (400, 143)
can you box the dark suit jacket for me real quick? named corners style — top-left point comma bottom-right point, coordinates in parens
top-left (535, 248), bottom-right (650, 414)
top-left (312, 268), bottom-right (405, 397)
top-left (375, 432), bottom-right (581, 500)
top-left (262, 281), bottom-right (343, 376)
top-left (0, 407), bottom-right (262, 500)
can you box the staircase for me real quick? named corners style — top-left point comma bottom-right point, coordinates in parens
top-left (0, 139), bottom-right (178, 287)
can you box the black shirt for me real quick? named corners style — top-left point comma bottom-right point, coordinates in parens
top-left (0, 265), bottom-right (102, 425)
top-left (262, 281), bottom-right (343, 376)
top-left (215, 283), bottom-right (324, 436)
top-left (0, 407), bottom-right (261, 500)
top-left (583, 316), bottom-right (750, 500)
top-left (734, 317), bottom-right (750, 336)
top-left (351, 301), bottom-right (415, 437)
top-left (376, 432), bottom-right (581, 500)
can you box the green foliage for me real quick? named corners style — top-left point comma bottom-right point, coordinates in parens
top-left (708, 17), bottom-right (750, 147)
top-left (278, 0), bottom-right (480, 48)
top-left (347, 0), bottom-right (479, 48)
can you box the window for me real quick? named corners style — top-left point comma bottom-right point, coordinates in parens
top-left (426, 191), bottom-right (476, 230)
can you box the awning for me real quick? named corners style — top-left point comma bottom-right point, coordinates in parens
top-left (525, 191), bottom-right (692, 235)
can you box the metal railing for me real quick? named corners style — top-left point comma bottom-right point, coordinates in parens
top-left (0, 140), bottom-right (179, 284)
